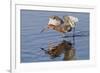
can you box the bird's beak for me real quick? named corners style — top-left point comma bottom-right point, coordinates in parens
top-left (40, 28), bottom-right (46, 33)
top-left (40, 26), bottom-right (49, 33)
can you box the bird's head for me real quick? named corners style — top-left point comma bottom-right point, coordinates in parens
top-left (47, 24), bottom-right (55, 29)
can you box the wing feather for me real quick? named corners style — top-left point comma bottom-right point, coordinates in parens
top-left (63, 16), bottom-right (78, 27)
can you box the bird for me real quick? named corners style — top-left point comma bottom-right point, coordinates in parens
top-left (41, 40), bottom-right (75, 60)
top-left (41, 15), bottom-right (78, 37)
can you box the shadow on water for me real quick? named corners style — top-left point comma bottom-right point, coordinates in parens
top-left (41, 40), bottom-right (75, 61)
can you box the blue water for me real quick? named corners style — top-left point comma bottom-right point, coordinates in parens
top-left (20, 10), bottom-right (89, 63)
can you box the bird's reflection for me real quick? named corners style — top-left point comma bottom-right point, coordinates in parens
top-left (41, 40), bottom-right (75, 60)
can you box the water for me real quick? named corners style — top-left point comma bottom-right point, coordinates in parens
top-left (20, 10), bottom-right (89, 63)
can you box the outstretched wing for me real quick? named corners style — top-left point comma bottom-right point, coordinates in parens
top-left (63, 16), bottom-right (78, 28)
top-left (48, 16), bottom-right (64, 26)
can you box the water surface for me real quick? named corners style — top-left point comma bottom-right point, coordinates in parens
top-left (20, 10), bottom-right (89, 63)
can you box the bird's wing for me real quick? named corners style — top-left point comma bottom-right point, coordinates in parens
top-left (48, 16), bottom-right (64, 26)
top-left (63, 16), bottom-right (69, 23)
top-left (68, 16), bottom-right (78, 22)
top-left (63, 16), bottom-right (78, 27)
